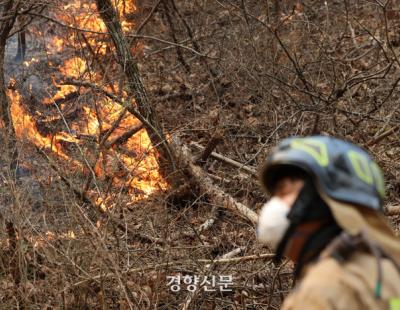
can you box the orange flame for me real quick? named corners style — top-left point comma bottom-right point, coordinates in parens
top-left (44, 57), bottom-right (88, 104)
top-left (10, 89), bottom-right (79, 162)
top-left (8, 0), bottom-right (166, 204)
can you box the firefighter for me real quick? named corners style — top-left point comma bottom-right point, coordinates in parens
top-left (257, 136), bottom-right (400, 309)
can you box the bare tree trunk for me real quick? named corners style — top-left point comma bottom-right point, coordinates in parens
top-left (0, 0), bottom-right (19, 163)
top-left (95, 0), bottom-right (182, 187)
top-left (94, 1), bottom-right (258, 219)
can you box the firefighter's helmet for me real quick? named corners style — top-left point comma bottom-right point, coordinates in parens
top-left (260, 136), bottom-right (385, 211)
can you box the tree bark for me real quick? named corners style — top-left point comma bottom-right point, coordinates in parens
top-left (94, 0), bottom-right (259, 223)
top-left (95, 0), bottom-right (182, 187)
top-left (0, 0), bottom-right (19, 163)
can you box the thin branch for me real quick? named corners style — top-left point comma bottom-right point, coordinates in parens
top-left (135, 0), bottom-right (163, 34)
top-left (191, 141), bottom-right (257, 177)
top-left (104, 124), bottom-right (144, 148)
top-left (174, 138), bottom-right (259, 224)
top-left (28, 12), bottom-right (215, 58)
top-left (365, 126), bottom-right (399, 147)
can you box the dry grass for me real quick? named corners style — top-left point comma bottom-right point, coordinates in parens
top-left (0, 0), bottom-right (399, 309)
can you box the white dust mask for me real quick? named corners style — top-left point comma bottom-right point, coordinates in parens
top-left (257, 196), bottom-right (291, 251)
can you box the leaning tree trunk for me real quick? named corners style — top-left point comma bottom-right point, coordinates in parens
top-left (95, 0), bottom-right (183, 187)
top-left (0, 0), bottom-right (19, 163)
top-left (95, 0), bottom-right (260, 224)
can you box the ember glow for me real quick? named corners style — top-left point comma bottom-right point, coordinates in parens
top-left (9, 0), bottom-right (167, 202)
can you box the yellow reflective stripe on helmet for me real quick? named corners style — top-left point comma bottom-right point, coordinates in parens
top-left (290, 139), bottom-right (329, 167)
top-left (370, 161), bottom-right (385, 198)
top-left (347, 150), bottom-right (373, 185)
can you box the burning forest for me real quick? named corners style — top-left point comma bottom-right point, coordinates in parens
top-left (8, 1), bottom-right (164, 200)
top-left (0, 0), bottom-right (399, 309)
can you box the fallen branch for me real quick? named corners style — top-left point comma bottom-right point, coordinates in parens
top-left (175, 138), bottom-right (259, 224)
top-left (204, 247), bottom-right (245, 269)
top-left (190, 162), bottom-right (258, 223)
top-left (199, 253), bottom-right (274, 264)
top-left (365, 126), bottom-right (400, 147)
top-left (104, 124), bottom-right (144, 148)
top-left (190, 141), bottom-right (257, 177)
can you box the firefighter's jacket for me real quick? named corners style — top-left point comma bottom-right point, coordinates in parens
top-left (282, 248), bottom-right (400, 310)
